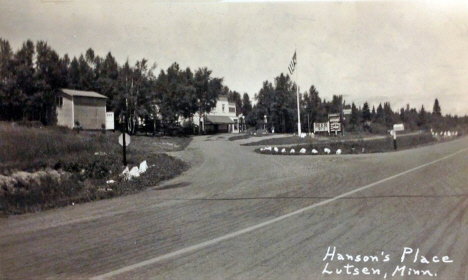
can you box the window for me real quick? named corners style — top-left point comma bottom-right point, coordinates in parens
top-left (56, 96), bottom-right (63, 108)
top-left (222, 104), bottom-right (225, 112)
top-left (229, 107), bottom-right (235, 113)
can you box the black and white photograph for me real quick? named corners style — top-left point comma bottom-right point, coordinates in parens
top-left (1, 0), bottom-right (468, 279)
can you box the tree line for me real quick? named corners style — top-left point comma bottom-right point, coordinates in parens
top-left (0, 38), bottom-right (244, 134)
top-left (1, 38), bottom-right (466, 134)
top-left (243, 73), bottom-right (467, 134)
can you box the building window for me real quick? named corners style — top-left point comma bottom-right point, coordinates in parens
top-left (56, 96), bottom-right (63, 108)
top-left (222, 104), bottom-right (225, 112)
top-left (229, 107), bottom-right (235, 113)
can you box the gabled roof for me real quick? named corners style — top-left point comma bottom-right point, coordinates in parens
top-left (206, 115), bottom-right (235, 124)
top-left (59, 88), bottom-right (108, 99)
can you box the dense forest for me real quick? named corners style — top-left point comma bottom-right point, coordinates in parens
top-left (1, 38), bottom-right (467, 134)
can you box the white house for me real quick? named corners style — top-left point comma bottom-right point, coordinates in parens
top-left (193, 95), bottom-right (240, 133)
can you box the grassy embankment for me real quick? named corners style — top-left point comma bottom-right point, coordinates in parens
top-left (0, 122), bottom-right (191, 215)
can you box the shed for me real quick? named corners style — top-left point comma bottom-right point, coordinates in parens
top-left (56, 89), bottom-right (108, 130)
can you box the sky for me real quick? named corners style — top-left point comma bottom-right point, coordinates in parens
top-left (1, 0), bottom-right (468, 115)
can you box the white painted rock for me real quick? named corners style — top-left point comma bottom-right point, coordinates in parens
top-left (264, 146), bottom-right (272, 151)
top-left (336, 149), bottom-right (342, 155)
top-left (121, 166), bottom-right (129, 176)
top-left (139, 160), bottom-right (148, 173)
top-left (324, 148), bottom-right (331, 154)
top-left (312, 149), bottom-right (318, 154)
top-left (281, 148), bottom-right (286, 153)
top-left (299, 148), bottom-right (306, 154)
top-left (106, 180), bottom-right (115, 184)
top-left (448, 131), bottom-right (452, 137)
top-left (129, 166), bottom-right (140, 178)
top-left (290, 149), bottom-right (295, 154)
top-left (260, 148), bottom-right (265, 152)
top-left (121, 167), bottom-right (131, 180)
top-left (274, 147), bottom-right (279, 152)
top-left (300, 133), bottom-right (307, 138)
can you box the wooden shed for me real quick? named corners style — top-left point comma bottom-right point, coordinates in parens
top-left (55, 89), bottom-right (108, 130)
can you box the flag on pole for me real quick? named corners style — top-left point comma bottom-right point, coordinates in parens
top-left (288, 51), bottom-right (297, 75)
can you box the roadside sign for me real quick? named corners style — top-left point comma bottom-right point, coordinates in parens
top-left (330, 122), bottom-right (341, 132)
top-left (343, 109), bottom-right (352, 115)
top-left (328, 113), bottom-right (341, 132)
top-left (106, 112), bottom-right (114, 130)
top-left (393, 124), bottom-right (405, 131)
top-left (314, 122), bottom-right (329, 133)
top-left (118, 133), bottom-right (131, 146)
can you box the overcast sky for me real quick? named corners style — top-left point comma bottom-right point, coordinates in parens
top-left (1, 0), bottom-right (468, 115)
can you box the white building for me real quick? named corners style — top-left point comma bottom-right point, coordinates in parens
top-left (55, 89), bottom-right (108, 130)
top-left (193, 95), bottom-right (240, 133)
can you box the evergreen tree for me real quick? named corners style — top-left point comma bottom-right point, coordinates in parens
top-left (376, 103), bottom-right (384, 123)
top-left (417, 105), bottom-right (426, 128)
top-left (241, 93), bottom-right (252, 117)
top-left (433, 98), bottom-right (441, 116)
top-left (0, 38), bottom-right (17, 120)
top-left (362, 102), bottom-right (371, 123)
top-left (349, 102), bottom-right (359, 129)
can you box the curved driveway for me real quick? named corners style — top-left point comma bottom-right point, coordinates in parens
top-left (1, 135), bottom-right (468, 279)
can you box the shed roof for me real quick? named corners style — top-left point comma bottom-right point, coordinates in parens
top-left (206, 115), bottom-right (235, 124)
top-left (59, 88), bottom-right (108, 99)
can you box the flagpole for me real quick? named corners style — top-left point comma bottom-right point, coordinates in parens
top-left (296, 50), bottom-right (301, 136)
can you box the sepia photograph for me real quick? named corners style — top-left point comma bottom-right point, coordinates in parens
top-left (1, 0), bottom-right (468, 279)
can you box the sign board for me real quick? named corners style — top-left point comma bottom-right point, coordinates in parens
top-left (330, 122), bottom-right (342, 132)
top-left (393, 124), bottom-right (405, 131)
top-left (118, 133), bottom-right (131, 146)
top-left (328, 113), bottom-right (341, 132)
top-left (343, 109), bottom-right (352, 115)
top-left (314, 122), bottom-right (329, 133)
top-left (106, 112), bottom-right (114, 130)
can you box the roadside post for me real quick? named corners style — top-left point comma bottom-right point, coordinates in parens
top-left (392, 123), bottom-right (405, 150)
top-left (342, 109), bottom-right (352, 137)
top-left (119, 114), bottom-right (131, 166)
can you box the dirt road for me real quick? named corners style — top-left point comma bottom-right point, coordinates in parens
top-left (1, 135), bottom-right (468, 279)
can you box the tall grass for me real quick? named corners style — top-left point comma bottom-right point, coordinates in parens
top-left (0, 122), bottom-right (117, 173)
top-left (0, 122), bottom-right (189, 214)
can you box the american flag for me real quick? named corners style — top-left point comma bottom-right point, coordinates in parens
top-left (288, 51), bottom-right (297, 75)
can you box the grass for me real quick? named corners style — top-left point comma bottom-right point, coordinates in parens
top-left (0, 122), bottom-right (191, 215)
top-left (254, 133), bottom-right (459, 155)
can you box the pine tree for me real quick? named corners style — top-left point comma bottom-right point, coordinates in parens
top-left (362, 102), bottom-right (371, 122)
top-left (433, 98), bottom-right (441, 117)
top-left (242, 93), bottom-right (252, 116)
top-left (350, 102), bottom-right (359, 129)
